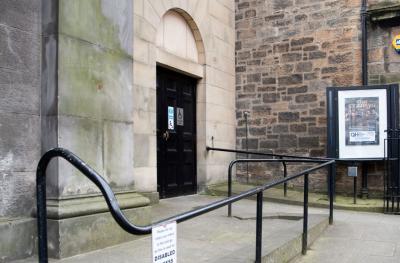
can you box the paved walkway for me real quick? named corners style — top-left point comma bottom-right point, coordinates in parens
top-left (293, 209), bottom-right (400, 263)
top-left (15, 195), bottom-right (327, 263)
top-left (14, 195), bottom-right (400, 263)
top-left (207, 182), bottom-right (383, 212)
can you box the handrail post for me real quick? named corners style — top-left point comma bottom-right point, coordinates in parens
top-left (255, 191), bottom-right (263, 263)
top-left (37, 162), bottom-right (48, 262)
top-left (228, 162), bottom-right (233, 217)
top-left (329, 162), bottom-right (335, 225)
top-left (302, 173), bottom-right (309, 255)
top-left (283, 161), bottom-right (287, 197)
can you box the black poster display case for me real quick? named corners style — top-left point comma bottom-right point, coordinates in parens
top-left (327, 84), bottom-right (399, 160)
top-left (326, 84), bottom-right (399, 200)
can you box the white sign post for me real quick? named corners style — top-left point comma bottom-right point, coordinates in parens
top-left (152, 221), bottom-right (177, 263)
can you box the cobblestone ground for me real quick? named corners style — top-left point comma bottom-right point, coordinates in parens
top-left (294, 209), bottom-right (400, 263)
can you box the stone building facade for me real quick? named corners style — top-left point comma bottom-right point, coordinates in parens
top-left (1, 0), bottom-right (400, 261)
top-left (1, 0), bottom-right (235, 261)
top-left (235, 0), bottom-right (400, 194)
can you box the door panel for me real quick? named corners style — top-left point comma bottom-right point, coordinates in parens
top-left (156, 67), bottom-right (197, 198)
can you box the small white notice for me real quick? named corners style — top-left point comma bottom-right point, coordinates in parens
top-left (168, 106), bottom-right (174, 130)
top-left (177, 108), bottom-right (184, 126)
top-left (349, 131), bottom-right (376, 142)
top-left (152, 221), bottom-right (177, 263)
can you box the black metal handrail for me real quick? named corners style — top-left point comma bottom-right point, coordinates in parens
top-left (37, 148), bottom-right (335, 263)
top-left (207, 146), bottom-right (335, 198)
top-left (226, 159), bottom-right (335, 261)
top-left (226, 159), bottom-right (334, 216)
top-left (206, 146), bottom-right (333, 161)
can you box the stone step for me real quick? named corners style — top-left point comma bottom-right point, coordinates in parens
top-left (206, 182), bottom-right (383, 213)
top-left (13, 195), bottom-right (329, 263)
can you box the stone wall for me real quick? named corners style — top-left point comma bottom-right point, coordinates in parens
top-left (43, 0), bottom-right (135, 198)
top-left (0, 0), bottom-right (41, 261)
top-left (235, 0), bottom-right (400, 194)
top-left (368, 1), bottom-right (400, 86)
top-left (235, 0), bottom-right (363, 191)
top-left (235, 0), bottom-right (400, 196)
top-left (40, 0), bottom-right (153, 258)
top-left (0, 0), bottom-right (41, 219)
top-left (365, 1), bottom-right (400, 195)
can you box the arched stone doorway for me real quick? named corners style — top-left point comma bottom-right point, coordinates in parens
top-left (132, 1), bottom-right (235, 200)
top-left (155, 10), bottom-right (205, 198)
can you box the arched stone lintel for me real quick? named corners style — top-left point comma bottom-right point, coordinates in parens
top-left (154, 7), bottom-right (206, 67)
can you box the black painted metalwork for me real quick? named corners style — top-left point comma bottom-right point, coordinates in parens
top-left (226, 158), bottom-right (331, 216)
top-left (37, 148), bottom-right (334, 262)
top-left (245, 111), bottom-right (250, 183)
top-left (206, 146), bottom-right (332, 161)
top-left (207, 146), bottom-right (331, 199)
top-left (226, 159), bottom-right (334, 258)
top-left (302, 173), bottom-right (309, 255)
top-left (384, 129), bottom-right (400, 214)
top-left (326, 85), bottom-right (399, 200)
top-left (255, 191), bottom-right (263, 263)
top-left (361, 162), bottom-right (369, 199)
top-left (329, 162), bottom-right (335, 225)
top-left (283, 159), bottom-right (288, 197)
top-left (361, 0), bottom-right (368, 87)
top-left (354, 176), bottom-right (357, 205)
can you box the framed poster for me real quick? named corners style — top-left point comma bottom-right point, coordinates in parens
top-left (327, 85), bottom-right (399, 159)
top-left (338, 89), bottom-right (386, 158)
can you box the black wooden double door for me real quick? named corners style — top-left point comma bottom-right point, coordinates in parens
top-left (156, 67), bottom-right (197, 198)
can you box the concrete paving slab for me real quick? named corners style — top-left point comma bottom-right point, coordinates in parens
top-left (14, 195), bottom-right (329, 263)
top-left (293, 209), bottom-right (400, 263)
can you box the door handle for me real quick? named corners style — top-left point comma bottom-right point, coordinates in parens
top-left (162, 131), bottom-right (170, 141)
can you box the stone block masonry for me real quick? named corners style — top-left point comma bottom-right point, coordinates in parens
top-left (0, 0), bottom-right (41, 261)
top-left (235, 0), bottom-right (367, 192)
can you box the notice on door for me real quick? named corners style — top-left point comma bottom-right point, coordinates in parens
top-left (152, 221), bottom-right (177, 263)
top-left (177, 108), bottom-right (184, 126)
top-left (168, 106), bottom-right (174, 130)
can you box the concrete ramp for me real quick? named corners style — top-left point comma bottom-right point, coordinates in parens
top-left (14, 195), bottom-right (329, 263)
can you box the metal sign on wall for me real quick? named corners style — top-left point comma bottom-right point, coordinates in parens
top-left (177, 108), bottom-right (184, 126)
top-left (393, 34), bottom-right (400, 54)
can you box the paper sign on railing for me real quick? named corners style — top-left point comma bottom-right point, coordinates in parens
top-left (152, 221), bottom-right (177, 263)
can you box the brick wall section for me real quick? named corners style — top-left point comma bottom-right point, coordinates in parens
top-left (235, 0), bottom-right (364, 192)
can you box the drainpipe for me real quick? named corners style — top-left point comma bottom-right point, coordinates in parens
top-left (361, 0), bottom-right (369, 199)
top-left (361, 0), bottom-right (368, 86)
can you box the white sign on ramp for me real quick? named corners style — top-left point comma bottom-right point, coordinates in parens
top-left (152, 221), bottom-right (177, 263)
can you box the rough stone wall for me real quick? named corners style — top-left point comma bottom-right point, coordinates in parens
top-left (368, 3), bottom-right (400, 86)
top-left (0, 0), bottom-right (41, 218)
top-left (235, 0), bottom-right (400, 195)
top-left (364, 1), bottom-right (400, 195)
top-left (235, 0), bottom-right (363, 191)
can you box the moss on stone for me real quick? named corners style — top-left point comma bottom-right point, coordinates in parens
top-left (59, 0), bottom-right (130, 57)
top-left (56, 0), bottom-right (134, 196)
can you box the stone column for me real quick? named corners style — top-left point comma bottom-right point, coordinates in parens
top-left (41, 0), bottom-right (151, 258)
